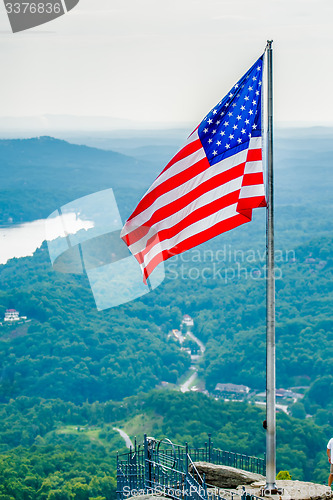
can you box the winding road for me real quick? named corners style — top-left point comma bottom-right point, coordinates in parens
top-left (113, 427), bottom-right (134, 449)
top-left (180, 331), bottom-right (205, 393)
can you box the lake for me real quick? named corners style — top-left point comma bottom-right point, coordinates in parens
top-left (0, 214), bottom-right (94, 266)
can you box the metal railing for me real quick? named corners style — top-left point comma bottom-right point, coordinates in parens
top-left (117, 435), bottom-right (265, 500)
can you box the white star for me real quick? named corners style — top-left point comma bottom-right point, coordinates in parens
top-left (213, 109), bottom-right (217, 115)
top-left (249, 109), bottom-right (253, 115)
top-left (244, 96), bottom-right (249, 101)
top-left (203, 128), bottom-right (209, 133)
top-left (248, 133), bottom-right (251, 138)
top-left (220, 111), bottom-right (225, 116)
top-left (216, 140), bottom-right (221, 146)
top-left (208, 119), bottom-right (213, 124)
top-left (225, 144), bottom-right (230, 149)
top-left (229, 93), bottom-right (234, 98)
top-left (234, 84), bottom-right (239, 89)
top-left (237, 115), bottom-right (241, 120)
top-left (256, 91), bottom-right (260, 96)
top-left (225, 103), bottom-right (229, 107)
top-left (229, 134), bottom-right (234, 140)
top-left (212, 150), bottom-right (218, 156)
top-left (233, 124), bottom-right (238, 130)
top-left (232, 103), bottom-right (237, 107)
top-left (216, 120), bottom-right (221, 125)
top-left (212, 129), bottom-right (217, 134)
top-left (241, 84), bottom-right (245, 89)
top-left (208, 139), bottom-right (213, 143)
top-left (228, 112), bottom-right (233, 117)
top-left (252, 100), bottom-right (257, 106)
top-left (257, 66), bottom-right (261, 71)
top-left (237, 138), bottom-right (242, 144)
top-left (252, 124), bottom-right (257, 129)
top-left (259, 81), bottom-right (262, 86)
top-left (252, 76), bottom-right (257, 81)
top-left (224, 121), bottom-right (229, 127)
top-left (220, 131), bottom-right (225, 136)
top-left (245, 119), bottom-right (250, 125)
top-left (241, 106), bottom-right (245, 111)
top-left (241, 128), bottom-right (246, 134)
top-left (249, 86), bottom-right (253, 91)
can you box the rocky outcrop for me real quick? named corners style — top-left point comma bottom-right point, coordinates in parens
top-left (189, 461), bottom-right (265, 488)
top-left (247, 479), bottom-right (333, 499)
top-left (125, 466), bottom-right (333, 500)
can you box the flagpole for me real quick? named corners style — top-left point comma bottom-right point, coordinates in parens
top-left (262, 40), bottom-right (282, 497)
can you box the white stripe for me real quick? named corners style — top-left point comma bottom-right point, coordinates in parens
top-left (244, 161), bottom-right (263, 174)
top-left (239, 184), bottom-right (266, 199)
top-left (249, 136), bottom-right (262, 149)
top-left (141, 203), bottom-right (240, 266)
top-left (128, 177), bottom-right (243, 256)
top-left (146, 147), bottom-right (206, 196)
top-left (122, 147), bottom-right (249, 237)
top-left (149, 138), bottom-right (261, 198)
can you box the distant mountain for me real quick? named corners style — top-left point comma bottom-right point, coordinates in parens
top-left (0, 136), bottom-right (158, 225)
top-left (0, 129), bottom-right (332, 232)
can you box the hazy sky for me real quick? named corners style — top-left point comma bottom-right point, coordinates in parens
top-left (0, 0), bottom-right (333, 127)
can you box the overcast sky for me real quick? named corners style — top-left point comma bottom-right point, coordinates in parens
top-left (0, 0), bottom-right (332, 128)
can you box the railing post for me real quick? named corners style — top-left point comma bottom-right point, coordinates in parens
top-left (144, 434), bottom-right (150, 490)
top-left (185, 442), bottom-right (189, 500)
top-left (116, 452), bottom-right (120, 500)
top-left (208, 433), bottom-right (212, 463)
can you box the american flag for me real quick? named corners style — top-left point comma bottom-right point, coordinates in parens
top-left (121, 55), bottom-right (267, 283)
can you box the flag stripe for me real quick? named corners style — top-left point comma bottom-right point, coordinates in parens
top-left (127, 150), bottom-right (207, 221)
top-left (241, 172), bottom-right (264, 186)
top-left (157, 136), bottom-right (202, 178)
top-left (142, 212), bottom-right (252, 281)
top-left (239, 184), bottom-right (266, 199)
top-left (128, 175), bottom-right (244, 255)
top-left (137, 202), bottom-right (247, 267)
top-left (126, 163), bottom-right (246, 249)
top-left (135, 190), bottom-right (243, 263)
top-left (122, 147), bottom-right (250, 236)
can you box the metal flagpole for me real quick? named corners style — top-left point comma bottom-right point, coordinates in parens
top-left (262, 40), bottom-right (282, 497)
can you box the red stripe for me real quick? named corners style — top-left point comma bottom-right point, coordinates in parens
top-left (125, 162), bottom-right (245, 247)
top-left (246, 148), bottom-right (262, 161)
top-left (128, 155), bottom-right (210, 221)
top-left (242, 172), bottom-right (264, 186)
top-left (136, 190), bottom-right (242, 262)
top-left (237, 195), bottom-right (266, 213)
top-left (157, 139), bottom-right (202, 178)
top-left (142, 212), bottom-right (252, 281)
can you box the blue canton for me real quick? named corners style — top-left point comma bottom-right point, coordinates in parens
top-left (198, 55), bottom-right (263, 166)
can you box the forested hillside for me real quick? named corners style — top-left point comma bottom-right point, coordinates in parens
top-left (0, 390), bottom-right (330, 499)
top-left (0, 130), bottom-right (332, 498)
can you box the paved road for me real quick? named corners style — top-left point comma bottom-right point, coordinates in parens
top-left (180, 370), bottom-right (198, 393)
top-left (187, 331), bottom-right (205, 353)
top-left (113, 427), bottom-right (134, 449)
top-left (180, 331), bottom-right (205, 393)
